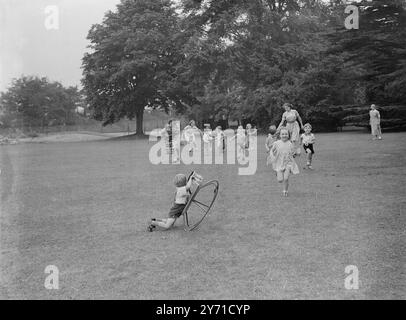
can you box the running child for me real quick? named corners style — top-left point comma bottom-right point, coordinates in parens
top-left (214, 126), bottom-right (225, 152)
top-left (183, 120), bottom-right (200, 155)
top-left (148, 173), bottom-right (196, 231)
top-left (245, 123), bottom-right (256, 151)
top-left (236, 125), bottom-right (246, 161)
top-left (300, 123), bottom-right (315, 169)
top-left (265, 125), bottom-right (278, 166)
top-left (269, 127), bottom-right (299, 196)
top-left (203, 124), bottom-right (214, 163)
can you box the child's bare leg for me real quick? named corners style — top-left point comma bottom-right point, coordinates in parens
top-left (306, 150), bottom-right (312, 165)
top-left (151, 218), bottom-right (176, 230)
top-left (283, 168), bottom-right (291, 194)
top-left (277, 171), bottom-right (284, 184)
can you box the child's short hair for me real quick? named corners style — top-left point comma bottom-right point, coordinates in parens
top-left (304, 123), bottom-right (312, 130)
top-left (174, 174), bottom-right (187, 187)
top-left (269, 125), bottom-right (277, 135)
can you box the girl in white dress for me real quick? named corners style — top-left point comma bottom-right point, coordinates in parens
top-left (269, 128), bottom-right (299, 196)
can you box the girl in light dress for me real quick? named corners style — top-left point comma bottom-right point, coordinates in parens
top-left (269, 127), bottom-right (299, 196)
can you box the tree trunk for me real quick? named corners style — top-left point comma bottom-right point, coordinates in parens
top-left (135, 107), bottom-right (145, 136)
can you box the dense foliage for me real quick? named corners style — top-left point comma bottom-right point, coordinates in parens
top-left (4, 0), bottom-right (401, 133)
top-left (0, 76), bottom-right (81, 130)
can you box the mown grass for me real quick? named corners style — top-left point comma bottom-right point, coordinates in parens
top-left (0, 132), bottom-right (405, 299)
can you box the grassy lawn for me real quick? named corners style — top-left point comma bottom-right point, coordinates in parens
top-left (0, 132), bottom-right (405, 299)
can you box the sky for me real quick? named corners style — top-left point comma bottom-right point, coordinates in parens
top-left (0, 0), bottom-right (121, 92)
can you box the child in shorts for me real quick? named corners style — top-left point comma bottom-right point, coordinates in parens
top-left (300, 123), bottom-right (315, 169)
top-left (148, 173), bottom-right (195, 231)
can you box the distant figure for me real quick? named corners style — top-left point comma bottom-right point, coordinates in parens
top-left (236, 126), bottom-right (246, 161)
top-left (183, 120), bottom-right (200, 154)
top-left (277, 103), bottom-right (304, 156)
top-left (161, 122), bottom-right (172, 156)
top-left (213, 126), bottom-right (225, 153)
top-left (245, 123), bottom-right (256, 151)
top-left (203, 124), bottom-right (214, 162)
top-left (218, 114), bottom-right (228, 130)
top-left (369, 104), bottom-right (382, 140)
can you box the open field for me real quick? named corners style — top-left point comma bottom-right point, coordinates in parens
top-left (0, 132), bottom-right (405, 299)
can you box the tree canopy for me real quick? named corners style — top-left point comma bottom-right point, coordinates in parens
top-left (82, 0), bottom-right (192, 135)
top-left (0, 76), bottom-right (81, 130)
top-left (81, 0), bottom-right (406, 131)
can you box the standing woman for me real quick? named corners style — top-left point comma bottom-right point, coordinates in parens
top-left (369, 104), bottom-right (382, 140)
top-left (277, 103), bottom-right (304, 155)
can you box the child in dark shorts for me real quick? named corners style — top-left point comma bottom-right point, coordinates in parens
top-left (148, 173), bottom-right (194, 231)
top-left (300, 123), bottom-right (315, 169)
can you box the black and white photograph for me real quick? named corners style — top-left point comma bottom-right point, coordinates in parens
top-left (0, 0), bottom-right (405, 302)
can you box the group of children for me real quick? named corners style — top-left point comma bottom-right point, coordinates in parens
top-left (149, 122), bottom-right (316, 232)
top-left (265, 123), bottom-right (315, 196)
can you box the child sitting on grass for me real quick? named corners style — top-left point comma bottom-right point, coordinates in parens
top-left (148, 173), bottom-right (195, 231)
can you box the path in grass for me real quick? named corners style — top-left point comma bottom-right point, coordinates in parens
top-left (0, 132), bottom-right (405, 299)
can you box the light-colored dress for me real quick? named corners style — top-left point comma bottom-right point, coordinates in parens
top-left (282, 110), bottom-right (301, 142)
top-left (369, 109), bottom-right (382, 137)
top-left (269, 140), bottom-right (299, 174)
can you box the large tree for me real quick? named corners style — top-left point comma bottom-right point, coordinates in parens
top-left (177, 0), bottom-right (350, 126)
top-left (82, 0), bottom-right (189, 135)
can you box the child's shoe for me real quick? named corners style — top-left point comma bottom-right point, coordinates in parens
top-left (283, 190), bottom-right (288, 197)
top-left (147, 219), bottom-right (156, 232)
